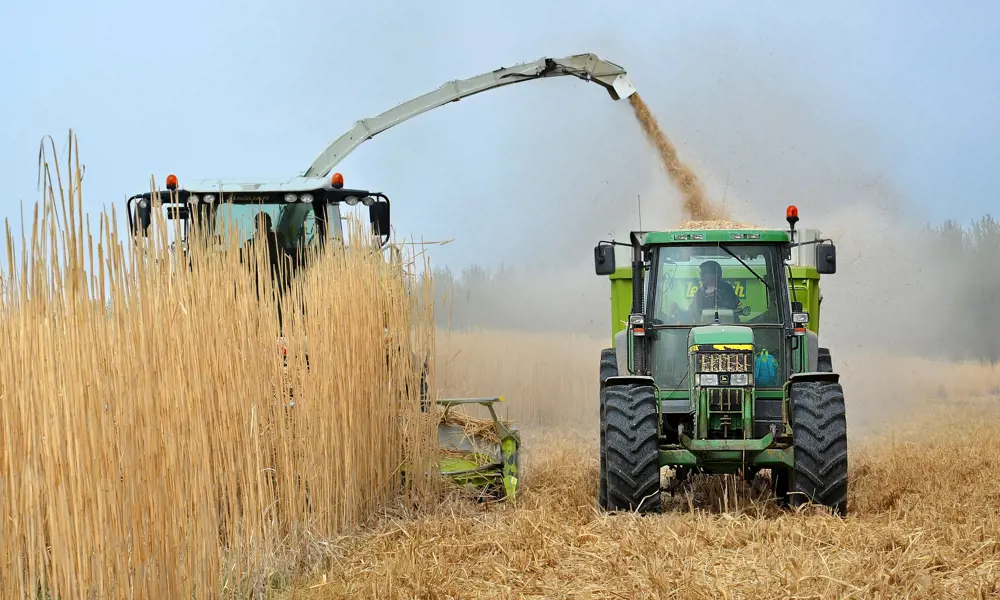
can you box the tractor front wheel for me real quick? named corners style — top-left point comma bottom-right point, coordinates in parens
top-left (789, 379), bottom-right (849, 516)
top-left (603, 383), bottom-right (661, 513)
top-left (598, 347), bottom-right (617, 509)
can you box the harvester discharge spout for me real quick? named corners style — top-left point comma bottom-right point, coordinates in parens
top-left (302, 52), bottom-right (637, 178)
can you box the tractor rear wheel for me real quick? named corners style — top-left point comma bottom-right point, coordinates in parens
top-left (598, 348), bottom-right (617, 509)
top-left (789, 379), bottom-right (849, 516)
top-left (604, 383), bottom-right (661, 513)
top-left (817, 347), bottom-right (833, 372)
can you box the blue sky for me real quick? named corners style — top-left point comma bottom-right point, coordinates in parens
top-left (2, 0), bottom-right (998, 271)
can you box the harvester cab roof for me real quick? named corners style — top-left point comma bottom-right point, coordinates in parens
top-left (126, 171), bottom-right (391, 252)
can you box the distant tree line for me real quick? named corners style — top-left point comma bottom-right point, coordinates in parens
top-left (922, 214), bottom-right (1000, 364)
top-left (415, 214), bottom-right (1000, 364)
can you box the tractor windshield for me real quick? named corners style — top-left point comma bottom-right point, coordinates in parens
top-left (213, 202), bottom-right (321, 250)
top-left (648, 242), bottom-right (788, 390)
top-left (651, 243), bottom-right (784, 326)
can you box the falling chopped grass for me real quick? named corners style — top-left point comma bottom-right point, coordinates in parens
top-left (0, 131), bottom-right (439, 598)
top-left (628, 94), bottom-right (725, 221)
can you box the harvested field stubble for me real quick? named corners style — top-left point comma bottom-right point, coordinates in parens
top-left (285, 330), bottom-right (1000, 599)
top-left (0, 134), bottom-right (439, 599)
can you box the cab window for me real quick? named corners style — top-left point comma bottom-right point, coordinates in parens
top-left (652, 244), bottom-right (783, 326)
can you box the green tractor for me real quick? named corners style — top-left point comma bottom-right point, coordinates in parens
top-left (593, 206), bottom-right (847, 515)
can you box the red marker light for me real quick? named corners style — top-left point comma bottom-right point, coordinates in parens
top-left (331, 172), bottom-right (344, 189)
top-left (786, 204), bottom-right (800, 230)
top-left (166, 174), bottom-right (178, 190)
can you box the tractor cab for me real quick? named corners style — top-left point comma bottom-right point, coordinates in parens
top-left (594, 207), bottom-right (838, 390)
top-left (592, 206), bottom-right (849, 516)
top-left (126, 172), bottom-right (391, 259)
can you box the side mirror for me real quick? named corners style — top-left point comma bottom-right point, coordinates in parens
top-left (133, 198), bottom-right (152, 236)
top-left (816, 241), bottom-right (837, 274)
top-left (369, 201), bottom-right (390, 237)
top-left (594, 243), bottom-right (616, 276)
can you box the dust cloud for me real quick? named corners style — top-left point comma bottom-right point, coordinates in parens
top-left (628, 93), bottom-right (725, 221)
top-left (421, 35), bottom-right (997, 438)
top-left (429, 42), bottom-right (960, 344)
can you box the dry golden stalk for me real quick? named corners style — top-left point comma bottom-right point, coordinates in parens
top-left (0, 131), bottom-right (438, 599)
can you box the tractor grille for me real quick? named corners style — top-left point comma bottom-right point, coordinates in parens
top-left (696, 351), bottom-right (753, 374)
top-left (708, 388), bottom-right (744, 412)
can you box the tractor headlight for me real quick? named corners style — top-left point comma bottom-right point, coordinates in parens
top-left (731, 373), bottom-right (751, 386)
top-left (345, 196), bottom-right (360, 206)
top-left (628, 313), bottom-right (646, 336)
top-left (203, 194), bottom-right (216, 203)
top-left (699, 373), bottom-right (719, 387)
top-left (299, 193), bottom-right (314, 203)
top-left (284, 193), bottom-right (297, 203)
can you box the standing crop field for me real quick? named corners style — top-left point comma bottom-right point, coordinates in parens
top-left (0, 136), bottom-right (440, 598)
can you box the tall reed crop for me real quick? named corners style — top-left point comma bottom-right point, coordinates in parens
top-left (0, 132), bottom-right (438, 598)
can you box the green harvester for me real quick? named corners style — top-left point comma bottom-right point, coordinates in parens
top-left (593, 206), bottom-right (847, 515)
top-left (128, 174), bottom-right (521, 504)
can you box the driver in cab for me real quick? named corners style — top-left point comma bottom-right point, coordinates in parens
top-left (664, 260), bottom-right (741, 323)
top-left (243, 212), bottom-right (283, 273)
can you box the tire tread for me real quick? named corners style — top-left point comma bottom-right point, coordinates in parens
top-left (604, 384), bottom-right (661, 513)
top-left (598, 348), bottom-right (617, 509)
top-left (790, 380), bottom-right (849, 516)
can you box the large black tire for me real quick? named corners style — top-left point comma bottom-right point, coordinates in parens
top-left (789, 380), bottom-right (849, 516)
top-left (598, 348), bottom-right (617, 508)
top-left (604, 384), bottom-right (661, 513)
top-left (817, 347), bottom-right (833, 373)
